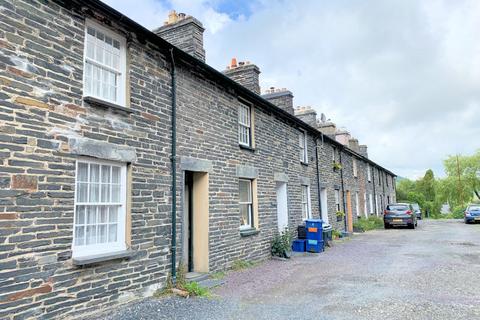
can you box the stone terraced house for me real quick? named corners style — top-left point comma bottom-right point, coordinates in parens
top-left (0, 0), bottom-right (396, 319)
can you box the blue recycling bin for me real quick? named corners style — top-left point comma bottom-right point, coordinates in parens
top-left (305, 219), bottom-right (323, 252)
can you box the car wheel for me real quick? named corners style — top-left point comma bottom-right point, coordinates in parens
top-left (384, 223), bottom-right (390, 229)
top-left (409, 223), bottom-right (415, 229)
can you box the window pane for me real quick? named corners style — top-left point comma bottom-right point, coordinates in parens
top-left (112, 166), bottom-right (120, 183)
top-left (108, 224), bottom-right (117, 242)
top-left (109, 206), bottom-right (118, 223)
top-left (240, 204), bottom-right (249, 226)
top-left (98, 206), bottom-right (108, 223)
top-left (98, 224), bottom-right (107, 244)
top-left (86, 225), bottom-right (96, 245)
top-left (89, 183), bottom-right (99, 202)
top-left (111, 184), bottom-right (120, 202)
top-left (76, 205), bottom-right (85, 224)
top-left (75, 226), bottom-right (85, 246)
top-left (77, 182), bottom-right (88, 202)
top-left (87, 206), bottom-right (96, 224)
top-left (77, 163), bottom-right (88, 182)
top-left (101, 183), bottom-right (110, 202)
top-left (239, 180), bottom-right (251, 202)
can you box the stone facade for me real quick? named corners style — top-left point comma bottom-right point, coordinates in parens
top-left (0, 0), bottom-right (396, 319)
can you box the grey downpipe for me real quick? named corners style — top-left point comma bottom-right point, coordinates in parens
top-left (339, 150), bottom-right (347, 231)
top-left (169, 48), bottom-right (177, 285)
top-left (372, 167), bottom-right (377, 215)
top-left (315, 138), bottom-right (323, 220)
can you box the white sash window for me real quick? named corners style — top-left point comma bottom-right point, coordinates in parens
top-left (73, 159), bottom-right (127, 257)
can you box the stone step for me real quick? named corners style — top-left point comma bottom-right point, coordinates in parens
top-left (197, 278), bottom-right (225, 289)
top-left (185, 272), bottom-right (209, 283)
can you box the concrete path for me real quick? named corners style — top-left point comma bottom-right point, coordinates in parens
top-left (90, 220), bottom-right (480, 320)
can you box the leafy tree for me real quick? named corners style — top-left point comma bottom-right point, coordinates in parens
top-left (416, 169), bottom-right (436, 201)
top-left (442, 150), bottom-right (480, 206)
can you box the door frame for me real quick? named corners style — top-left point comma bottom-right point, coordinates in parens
top-left (181, 170), bottom-right (209, 273)
top-left (346, 190), bottom-right (353, 233)
top-left (276, 181), bottom-right (289, 232)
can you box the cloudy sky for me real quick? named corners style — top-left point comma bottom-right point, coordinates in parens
top-left (102, 0), bottom-right (480, 180)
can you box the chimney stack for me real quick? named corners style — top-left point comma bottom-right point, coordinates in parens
top-left (334, 129), bottom-right (351, 146)
top-left (153, 10), bottom-right (206, 62)
top-left (348, 138), bottom-right (360, 153)
top-left (261, 87), bottom-right (294, 115)
top-left (223, 58), bottom-right (261, 95)
top-left (359, 145), bottom-right (368, 158)
top-left (294, 106), bottom-right (317, 127)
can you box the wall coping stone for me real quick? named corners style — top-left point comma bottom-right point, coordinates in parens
top-left (274, 172), bottom-right (288, 182)
top-left (69, 138), bottom-right (137, 163)
top-left (299, 176), bottom-right (310, 185)
top-left (180, 157), bottom-right (212, 173)
top-left (236, 165), bottom-right (258, 179)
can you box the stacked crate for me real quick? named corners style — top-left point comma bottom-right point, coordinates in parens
top-left (305, 219), bottom-right (324, 253)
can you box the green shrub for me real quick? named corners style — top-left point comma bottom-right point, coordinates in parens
top-left (232, 259), bottom-right (255, 271)
top-left (271, 228), bottom-right (294, 258)
top-left (353, 216), bottom-right (384, 231)
top-left (183, 281), bottom-right (211, 297)
top-left (332, 229), bottom-right (342, 239)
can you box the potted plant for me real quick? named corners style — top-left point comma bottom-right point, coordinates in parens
top-left (333, 162), bottom-right (342, 171)
top-left (336, 211), bottom-right (345, 222)
top-left (271, 228), bottom-right (294, 259)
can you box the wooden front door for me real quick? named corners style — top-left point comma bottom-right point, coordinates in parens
top-left (346, 191), bottom-right (353, 233)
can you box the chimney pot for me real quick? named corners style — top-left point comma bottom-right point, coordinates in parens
top-left (230, 58), bottom-right (237, 68)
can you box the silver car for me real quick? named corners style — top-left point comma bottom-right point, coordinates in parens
top-left (384, 203), bottom-right (418, 229)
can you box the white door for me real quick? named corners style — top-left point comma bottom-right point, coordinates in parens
top-left (320, 188), bottom-right (329, 225)
top-left (276, 182), bottom-right (288, 232)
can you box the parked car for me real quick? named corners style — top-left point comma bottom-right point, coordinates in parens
top-left (412, 203), bottom-right (422, 220)
top-left (384, 203), bottom-right (417, 229)
top-left (464, 204), bottom-right (480, 224)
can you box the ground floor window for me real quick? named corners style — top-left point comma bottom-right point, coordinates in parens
top-left (239, 179), bottom-right (254, 229)
top-left (369, 194), bottom-right (374, 214)
top-left (355, 192), bottom-right (360, 217)
top-left (301, 185), bottom-right (311, 220)
top-left (73, 159), bottom-right (127, 257)
top-left (334, 189), bottom-right (341, 212)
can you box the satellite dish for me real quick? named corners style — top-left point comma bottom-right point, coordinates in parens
top-left (320, 113), bottom-right (326, 122)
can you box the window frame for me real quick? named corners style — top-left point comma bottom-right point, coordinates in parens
top-left (369, 193), bottom-right (374, 214)
top-left (72, 157), bottom-right (127, 258)
top-left (353, 159), bottom-right (358, 177)
top-left (355, 192), bottom-right (360, 217)
top-left (83, 19), bottom-right (127, 107)
top-left (334, 189), bottom-right (341, 212)
top-left (238, 102), bottom-right (252, 147)
top-left (367, 164), bottom-right (372, 182)
top-left (299, 130), bottom-right (308, 164)
top-left (363, 192), bottom-right (368, 217)
top-left (301, 185), bottom-right (312, 220)
top-left (239, 178), bottom-right (254, 230)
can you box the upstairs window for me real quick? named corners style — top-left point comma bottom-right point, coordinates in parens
top-left (299, 130), bottom-right (308, 163)
top-left (238, 103), bottom-right (252, 147)
top-left (301, 185), bottom-right (311, 220)
top-left (239, 179), bottom-right (254, 229)
top-left (73, 159), bottom-right (127, 257)
top-left (84, 20), bottom-right (126, 106)
top-left (367, 164), bottom-right (372, 182)
top-left (353, 159), bottom-right (358, 177)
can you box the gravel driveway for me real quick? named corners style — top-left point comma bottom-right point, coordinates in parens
top-left (89, 220), bottom-right (480, 320)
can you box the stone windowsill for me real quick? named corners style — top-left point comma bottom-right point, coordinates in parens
top-left (83, 96), bottom-right (133, 114)
top-left (239, 144), bottom-right (255, 153)
top-left (300, 161), bottom-right (308, 166)
top-left (240, 228), bottom-right (260, 237)
top-left (72, 249), bottom-right (134, 266)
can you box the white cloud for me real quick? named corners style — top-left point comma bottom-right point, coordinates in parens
top-left (102, 0), bottom-right (480, 179)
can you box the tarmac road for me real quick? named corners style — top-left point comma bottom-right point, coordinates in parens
top-left (90, 219), bottom-right (480, 320)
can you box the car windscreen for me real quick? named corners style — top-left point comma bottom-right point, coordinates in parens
top-left (412, 204), bottom-right (420, 210)
top-left (468, 206), bottom-right (480, 211)
top-left (387, 205), bottom-right (409, 211)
